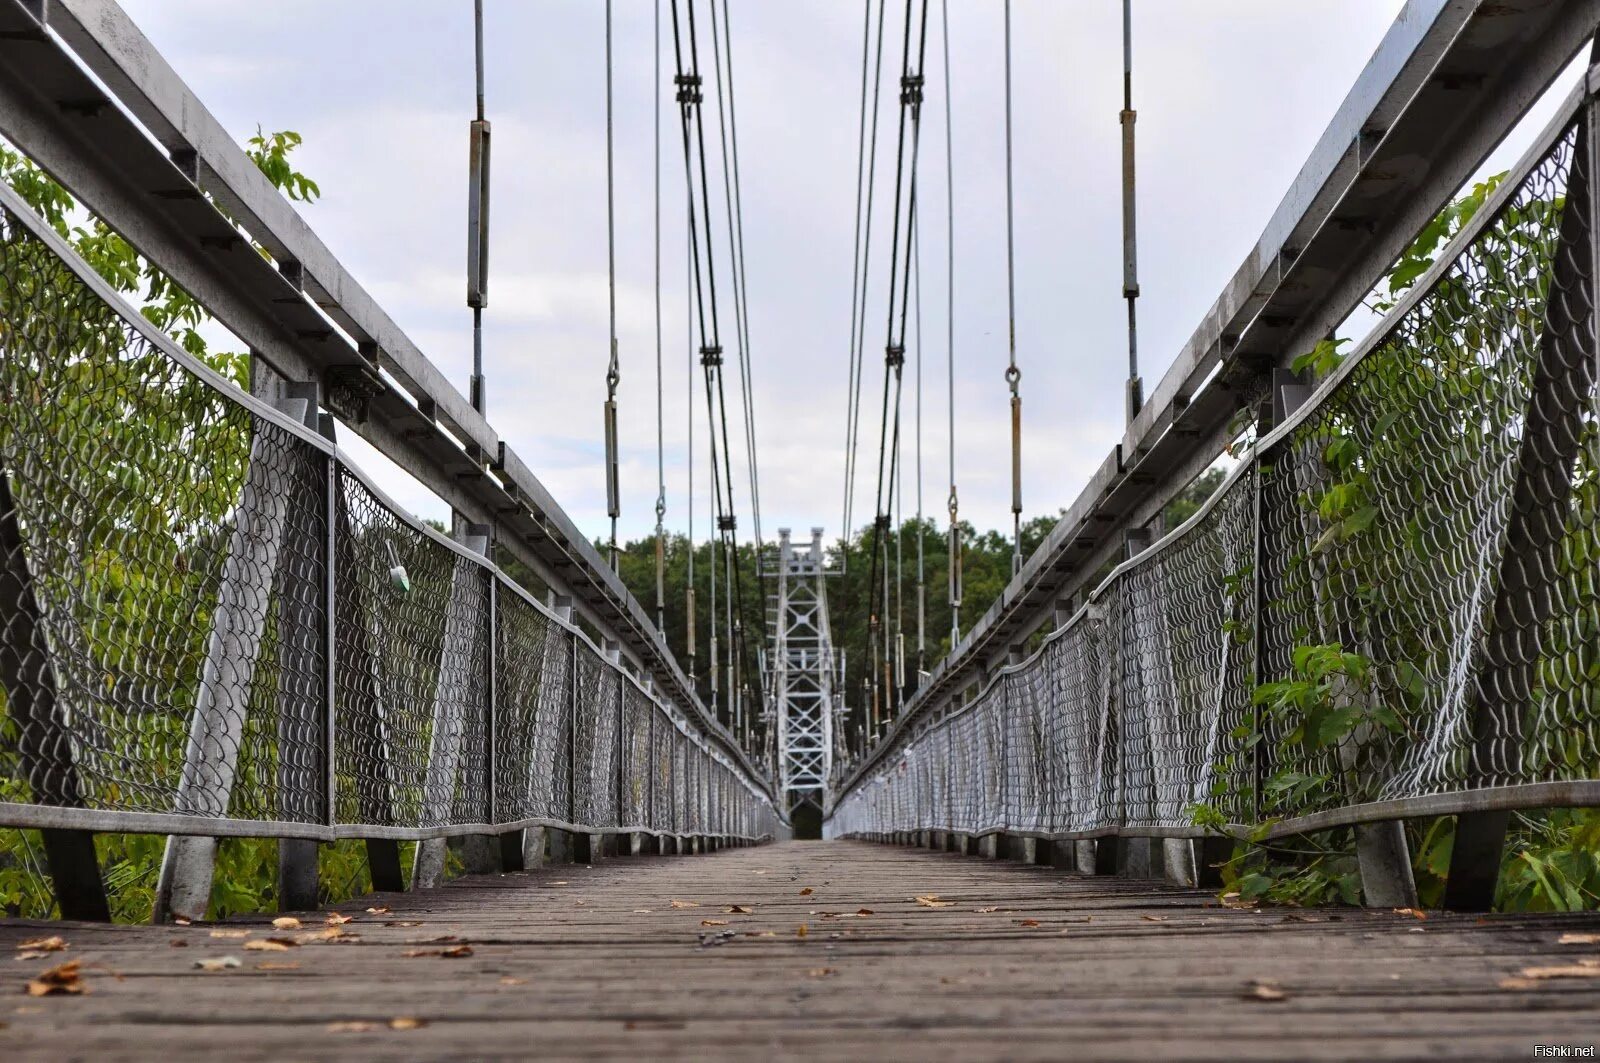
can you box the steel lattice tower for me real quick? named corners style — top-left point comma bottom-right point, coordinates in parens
top-left (766, 528), bottom-right (840, 813)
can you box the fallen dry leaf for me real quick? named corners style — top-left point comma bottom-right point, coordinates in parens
top-left (243, 938), bottom-right (298, 952)
top-left (327, 1021), bottom-right (379, 1033)
top-left (271, 917), bottom-right (302, 931)
top-left (193, 956), bottom-right (241, 972)
top-left (366, 906), bottom-right (391, 915)
top-left (700, 919), bottom-right (729, 927)
top-left (1516, 960), bottom-right (1600, 981)
top-left (500, 976), bottom-right (527, 986)
top-left (173, 917), bottom-right (192, 926)
top-left (974, 906), bottom-right (1001, 914)
top-left (255, 961), bottom-right (300, 971)
top-left (325, 913), bottom-right (354, 926)
top-left (1141, 915), bottom-right (1168, 923)
top-left (796, 924), bottom-right (809, 939)
top-left (915, 894), bottom-right (954, 909)
top-left (808, 967), bottom-right (836, 978)
top-left (297, 927), bottom-right (350, 943)
top-left (16, 937), bottom-right (66, 953)
top-left (1392, 908), bottom-right (1428, 921)
top-left (208, 930), bottom-right (250, 939)
top-left (1219, 892), bottom-right (1254, 910)
top-left (441, 945), bottom-right (474, 958)
top-left (1018, 919), bottom-right (1041, 928)
top-left (726, 905), bottom-right (753, 914)
top-left (799, 887), bottom-right (815, 896)
top-left (26, 959), bottom-right (85, 996)
top-left (1244, 981), bottom-right (1288, 1002)
top-left (167, 940), bottom-right (188, 949)
top-left (1559, 932), bottom-right (1600, 945)
top-left (856, 908), bottom-right (875, 917)
top-left (385, 921), bottom-right (425, 928)
top-left (745, 931), bottom-right (777, 938)
top-left (1498, 976), bottom-right (1540, 990)
top-left (389, 1017), bottom-right (427, 1030)
top-left (669, 900), bottom-right (700, 909)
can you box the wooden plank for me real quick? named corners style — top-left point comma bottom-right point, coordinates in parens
top-left (3, 840), bottom-right (1598, 1060)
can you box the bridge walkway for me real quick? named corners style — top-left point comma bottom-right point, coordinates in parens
top-left (3, 840), bottom-right (1598, 1060)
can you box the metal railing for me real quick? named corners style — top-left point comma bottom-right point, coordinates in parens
top-left (828, 70), bottom-right (1600, 900)
top-left (0, 172), bottom-right (778, 867)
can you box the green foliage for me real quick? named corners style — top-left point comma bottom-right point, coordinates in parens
top-left (602, 513), bottom-right (1060, 748)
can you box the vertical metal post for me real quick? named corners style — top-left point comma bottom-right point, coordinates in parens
top-left (275, 387), bottom-right (326, 913)
top-left (0, 458), bottom-right (109, 921)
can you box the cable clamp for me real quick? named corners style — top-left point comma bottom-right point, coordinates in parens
top-left (675, 73), bottom-right (703, 105)
top-left (699, 344), bottom-right (723, 367)
top-left (874, 514), bottom-right (892, 531)
top-left (900, 73), bottom-right (924, 107)
top-left (718, 514), bottom-right (737, 532)
top-left (885, 344), bottom-right (905, 369)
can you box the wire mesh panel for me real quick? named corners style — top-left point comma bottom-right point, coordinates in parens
top-left (831, 104), bottom-right (1600, 846)
top-left (1119, 471), bottom-right (1257, 827)
top-left (0, 143), bottom-right (778, 855)
top-left (1257, 117), bottom-right (1592, 815)
top-left (492, 585), bottom-right (564, 825)
top-left (569, 640), bottom-right (611, 827)
top-left (620, 684), bottom-right (651, 828)
top-left (0, 200), bottom-right (329, 826)
top-left (334, 471), bottom-right (490, 829)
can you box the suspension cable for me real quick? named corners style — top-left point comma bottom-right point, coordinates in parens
top-left (604, 0), bottom-right (622, 570)
top-left (865, 0), bottom-right (929, 737)
top-left (1122, 0), bottom-right (1142, 424)
top-left (913, 210), bottom-right (925, 682)
top-left (467, 0), bottom-right (489, 415)
top-left (686, 225), bottom-right (697, 681)
top-left (1003, 0), bottom-right (1022, 577)
top-left (709, 0), bottom-right (769, 661)
top-left (844, 0), bottom-right (889, 547)
top-left (654, 0), bottom-right (668, 634)
top-left (942, 0), bottom-right (960, 648)
top-left (671, 0), bottom-right (760, 735)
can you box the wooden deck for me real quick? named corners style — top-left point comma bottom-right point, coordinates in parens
top-left (4, 839), bottom-right (1600, 1060)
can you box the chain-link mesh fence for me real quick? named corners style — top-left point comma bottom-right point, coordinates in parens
top-left (829, 100), bottom-right (1600, 844)
top-left (0, 177), bottom-right (777, 847)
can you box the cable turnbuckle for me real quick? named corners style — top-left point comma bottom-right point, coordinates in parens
top-left (699, 344), bottom-right (723, 367)
top-left (885, 344), bottom-right (905, 369)
top-left (900, 73), bottom-right (924, 107)
top-left (674, 73), bottom-right (703, 105)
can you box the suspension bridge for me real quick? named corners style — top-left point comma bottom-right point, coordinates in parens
top-left (4, 0), bottom-right (1600, 1058)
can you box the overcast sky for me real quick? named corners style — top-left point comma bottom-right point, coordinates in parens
top-left (117, 0), bottom-right (1578, 546)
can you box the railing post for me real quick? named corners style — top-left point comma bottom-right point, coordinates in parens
top-left (0, 454), bottom-right (109, 921)
top-left (1117, 527), bottom-right (1158, 878)
top-left (278, 388), bottom-right (333, 913)
top-left (154, 385), bottom-right (317, 922)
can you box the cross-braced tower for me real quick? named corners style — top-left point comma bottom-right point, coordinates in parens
top-left (768, 528), bottom-right (839, 814)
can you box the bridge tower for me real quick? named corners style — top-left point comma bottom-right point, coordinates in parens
top-left (766, 528), bottom-right (841, 824)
